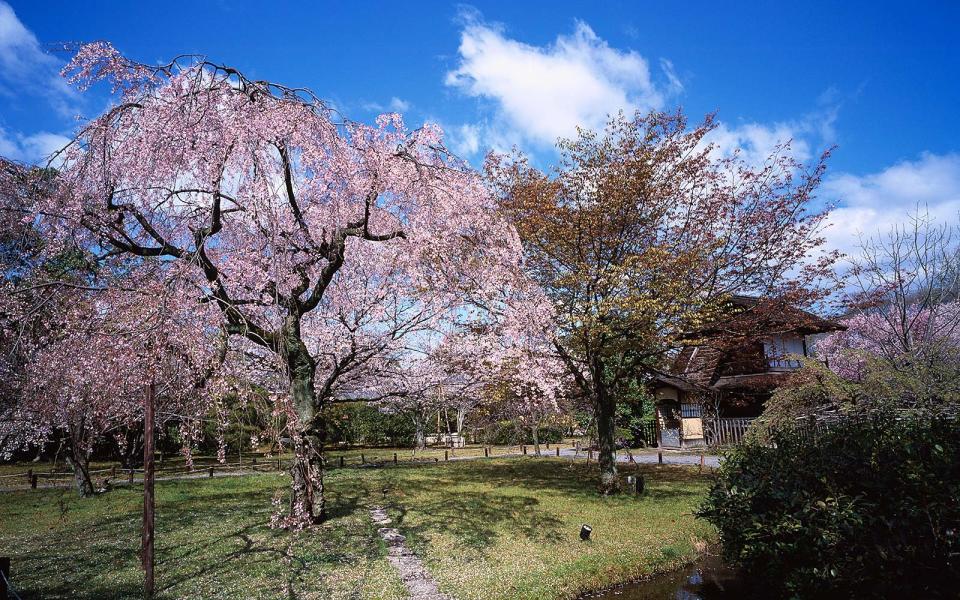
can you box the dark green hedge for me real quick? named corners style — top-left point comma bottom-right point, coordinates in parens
top-left (484, 422), bottom-right (565, 446)
top-left (697, 413), bottom-right (960, 598)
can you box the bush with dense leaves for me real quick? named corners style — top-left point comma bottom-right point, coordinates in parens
top-left (484, 421), bottom-right (565, 445)
top-left (697, 413), bottom-right (960, 598)
top-left (326, 403), bottom-right (416, 447)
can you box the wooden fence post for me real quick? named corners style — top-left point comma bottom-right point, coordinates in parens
top-left (556, 447), bottom-right (560, 456)
top-left (339, 456), bottom-right (344, 468)
top-left (143, 381), bottom-right (156, 598)
top-left (699, 454), bottom-right (704, 474)
top-left (444, 450), bottom-right (448, 461)
top-left (484, 447), bottom-right (489, 457)
top-left (111, 466), bottom-right (117, 478)
top-left (361, 453), bottom-right (365, 464)
top-left (522, 445), bottom-right (527, 455)
top-left (208, 467), bottom-right (214, 478)
top-left (658, 452), bottom-right (663, 464)
top-left (128, 469), bottom-right (134, 484)
top-left (393, 453), bottom-right (398, 465)
top-left (0, 556), bottom-right (9, 599)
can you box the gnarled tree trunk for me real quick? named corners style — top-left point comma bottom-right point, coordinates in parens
top-left (66, 433), bottom-right (94, 497)
top-left (286, 343), bottom-right (325, 525)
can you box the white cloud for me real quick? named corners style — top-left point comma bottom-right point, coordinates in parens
top-left (703, 95), bottom-right (842, 168)
top-left (389, 97), bottom-right (410, 112)
top-left (446, 18), bottom-right (678, 152)
top-left (0, 1), bottom-right (76, 116)
top-left (705, 120), bottom-right (814, 166)
top-left (362, 96), bottom-right (412, 114)
top-left (0, 1), bottom-right (52, 78)
top-left (0, 126), bottom-right (70, 165)
top-left (822, 152), bottom-right (960, 259)
top-left (450, 123), bottom-right (481, 157)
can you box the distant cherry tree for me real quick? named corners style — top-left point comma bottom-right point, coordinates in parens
top-left (816, 212), bottom-right (960, 407)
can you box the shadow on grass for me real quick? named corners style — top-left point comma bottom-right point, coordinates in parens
top-left (5, 474), bottom-right (381, 600)
top-left (4, 458), bottom-right (707, 598)
top-left (377, 460), bottom-right (708, 553)
top-left (391, 486), bottom-right (565, 550)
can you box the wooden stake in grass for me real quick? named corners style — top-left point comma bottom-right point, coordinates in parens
top-left (699, 454), bottom-right (704, 474)
top-left (444, 450), bottom-right (449, 461)
top-left (556, 447), bottom-right (560, 456)
top-left (208, 467), bottom-right (214, 478)
top-left (484, 447), bottom-right (489, 458)
top-left (142, 381), bottom-right (156, 598)
top-left (339, 456), bottom-right (344, 468)
top-left (0, 556), bottom-right (9, 599)
top-left (394, 453), bottom-right (398, 465)
top-left (658, 452), bottom-right (663, 464)
top-left (361, 453), bottom-right (365, 464)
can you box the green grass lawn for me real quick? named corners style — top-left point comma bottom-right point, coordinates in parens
top-left (378, 459), bottom-right (715, 600)
top-left (0, 458), bottom-right (714, 599)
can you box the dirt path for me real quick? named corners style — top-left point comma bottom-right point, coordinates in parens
top-left (370, 506), bottom-right (452, 600)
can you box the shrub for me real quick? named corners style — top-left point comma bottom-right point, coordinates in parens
top-left (697, 413), bottom-right (960, 598)
top-left (326, 403), bottom-right (415, 447)
top-left (484, 421), bottom-right (565, 445)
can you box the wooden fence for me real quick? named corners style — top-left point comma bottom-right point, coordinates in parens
top-left (632, 421), bottom-right (659, 447)
top-left (703, 417), bottom-right (755, 447)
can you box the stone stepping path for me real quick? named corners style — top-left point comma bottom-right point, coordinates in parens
top-left (370, 506), bottom-right (453, 600)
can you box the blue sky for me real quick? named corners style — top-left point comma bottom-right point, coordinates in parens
top-left (2, 0), bottom-right (959, 256)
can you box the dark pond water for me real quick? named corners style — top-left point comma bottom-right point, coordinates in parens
top-left (585, 554), bottom-right (753, 600)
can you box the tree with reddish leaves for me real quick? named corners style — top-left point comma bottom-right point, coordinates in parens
top-left (489, 110), bottom-right (839, 492)
top-left (11, 43), bottom-right (548, 525)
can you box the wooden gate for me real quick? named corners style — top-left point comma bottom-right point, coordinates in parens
top-left (704, 417), bottom-right (755, 447)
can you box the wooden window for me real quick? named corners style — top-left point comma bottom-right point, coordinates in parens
top-left (764, 336), bottom-right (805, 370)
top-left (680, 403), bottom-right (702, 418)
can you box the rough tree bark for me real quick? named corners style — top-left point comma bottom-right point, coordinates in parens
top-left (286, 337), bottom-right (325, 524)
top-left (592, 357), bottom-right (620, 494)
top-left (66, 421), bottom-right (94, 497)
top-left (65, 448), bottom-right (94, 497)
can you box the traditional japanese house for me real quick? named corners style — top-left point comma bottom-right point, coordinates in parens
top-left (652, 296), bottom-right (844, 448)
